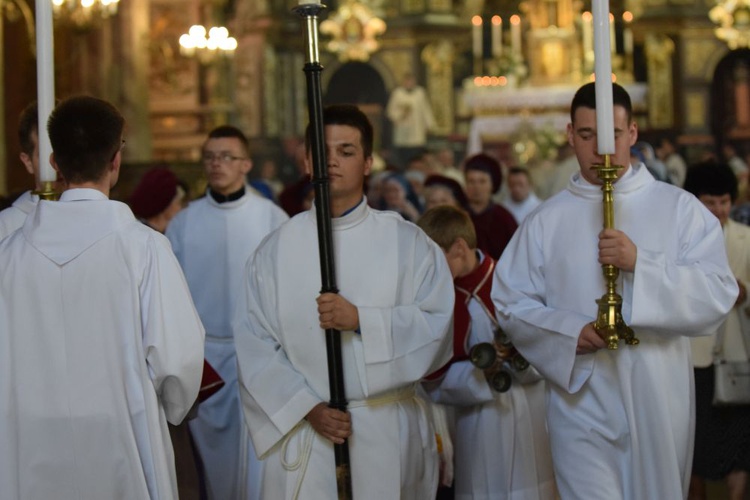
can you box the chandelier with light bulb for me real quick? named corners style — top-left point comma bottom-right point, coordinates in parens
top-left (710, 0), bottom-right (750, 48)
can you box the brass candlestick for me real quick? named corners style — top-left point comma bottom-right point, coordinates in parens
top-left (592, 155), bottom-right (638, 350)
top-left (33, 180), bottom-right (59, 201)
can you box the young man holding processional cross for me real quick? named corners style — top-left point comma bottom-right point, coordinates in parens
top-left (233, 104), bottom-right (454, 499)
top-left (491, 82), bottom-right (738, 499)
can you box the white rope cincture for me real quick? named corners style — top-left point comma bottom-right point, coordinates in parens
top-left (280, 421), bottom-right (315, 500)
top-left (279, 385), bottom-right (417, 499)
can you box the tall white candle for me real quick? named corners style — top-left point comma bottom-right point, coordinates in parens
top-left (592, 0), bottom-right (615, 154)
top-left (491, 16), bottom-right (502, 58)
top-left (582, 11), bottom-right (593, 65)
top-left (510, 15), bottom-right (521, 57)
top-left (472, 16), bottom-right (483, 60)
top-left (623, 11), bottom-right (634, 56)
top-left (35, 0), bottom-right (56, 183)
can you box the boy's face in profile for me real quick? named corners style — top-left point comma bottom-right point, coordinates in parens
top-left (442, 241), bottom-right (464, 279)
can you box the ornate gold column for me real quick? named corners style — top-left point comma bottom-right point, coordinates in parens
top-left (117, 0), bottom-right (151, 161)
top-left (645, 33), bottom-right (675, 129)
top-left (422, 40), bottom-right (455, 135)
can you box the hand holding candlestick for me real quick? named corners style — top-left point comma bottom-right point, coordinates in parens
top-left (592, 155), bottom-right (639, 349)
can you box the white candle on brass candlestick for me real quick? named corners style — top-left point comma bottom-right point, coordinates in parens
top-left (592, 0), bottom-right (615, 154)
top-left (35, 0), bottom-right (55, 184)
top-left (472, 15), bottom-right (483, 60)
top-left (510, 15), bottom-right (521, 57)
top-left (491, 16), bottom-right (502, 58)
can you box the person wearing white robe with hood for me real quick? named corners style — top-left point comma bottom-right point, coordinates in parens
top-left (166, 125), bottom-right (288, 500)
top-left (0, 95), bottom-right (205, 499)
top-left (491, 83), bottom-right (739, 500)
top-left (234, 104), bottom-right (454, 499)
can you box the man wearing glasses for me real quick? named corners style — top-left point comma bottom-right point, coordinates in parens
top-left (166, 125), bottom-right (289, 500)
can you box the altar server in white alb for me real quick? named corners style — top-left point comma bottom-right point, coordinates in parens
top-left (418, 205), bottom-right (556, 500)
top-left (0, 95), bottom-right (205, 499)
top-left (166, 125), bottom-right (288, 500)
top-left (491, 82), bottom-right (739, 500)
top-left (234, 104), bottom-right (454, 499)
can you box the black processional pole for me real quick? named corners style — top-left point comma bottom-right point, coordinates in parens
top-left (293, 1), bottom-right (353, 498)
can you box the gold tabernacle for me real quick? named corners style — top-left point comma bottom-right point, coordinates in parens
top-left (592, 155), bottom-right (639, 350)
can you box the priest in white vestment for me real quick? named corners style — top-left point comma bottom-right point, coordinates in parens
top-left (166, 125), bottom-right (288, 500)
top-left (492, 83), bottom-right (739, 500)
top-left (0, 96), bottom-right (205, 500)
top-left (234, 104), bottom-right (454, 499)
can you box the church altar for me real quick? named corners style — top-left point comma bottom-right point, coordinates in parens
top-left (464, 82), bottom-right (649, 155)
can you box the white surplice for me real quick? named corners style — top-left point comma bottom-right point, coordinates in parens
top-left (0, 190), bottom-right (37, 240)
top-left (501, 192), bottom-right (542, 225)
top-left (0, 188), bottom-right (205, 500)
top-left (427, 256), bottom-right (555, 500)
top-left (234, 200), bottom-right (454, 499)
top-left (491, 165), bottom-right (739, 500)
top-left (166, 188), bottom-right (288, 500)
top-left (386, 85), bottom-right (436, 148)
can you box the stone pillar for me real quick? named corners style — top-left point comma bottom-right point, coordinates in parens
top-left (116, 0), bottom-right (151, 162)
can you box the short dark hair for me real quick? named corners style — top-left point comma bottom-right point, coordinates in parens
top-left (205, 125), bottom-right (250, 157)
top-left (571, 82), bottom-right (633, 124)
top-left (683, 160), bottom-right (739, 203)
top-left (417, 205), bottom-right (477, 251)
top-left (306, 104), bottom-right (374, 158)
top-left (47, 96), bottom-right (125, 184)
top-left (18, 101), bottom-right (38, 156)
top-left (508, 167), bottom-right (531, 180)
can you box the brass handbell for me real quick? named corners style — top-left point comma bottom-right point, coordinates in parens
top-left (592, 155), bottom-right (639, 350)
top-left (469, 326), bottom-right (529, 392)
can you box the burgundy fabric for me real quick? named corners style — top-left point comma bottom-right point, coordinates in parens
top-left (426, 254), bottom-right (496, 380)
top-left (469, 203), bottom-right (518, 260)
top-left (128, 168), bottom-right (178, 219)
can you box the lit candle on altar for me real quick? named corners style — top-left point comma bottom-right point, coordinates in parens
top-left (582, 11), bottom-right (593, 60)
top-left (491, 16), bottom-right (503, 58)
top-left (592, 0), bottom-right (615, 154)
top-left (622, 11), bottom-right (634, 56)
top-left (609, 12), bottom-right (616, 55)
top-left (472, 16), bottom-right (483, 59)
top-left (35, 0), bottom-right (56, 183)
top-left (510, 15), bottom-right (522, 57)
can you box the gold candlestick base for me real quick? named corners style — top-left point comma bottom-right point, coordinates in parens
top-left (594, 291), bottom-right (639, 350)
top-left (33, 180), bottom-right (59, 201)
top-left (592, 156), bottom-right (638, 350)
